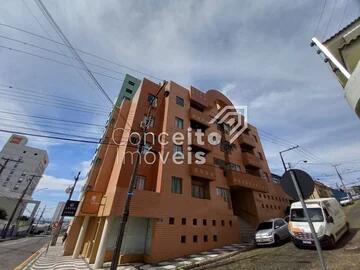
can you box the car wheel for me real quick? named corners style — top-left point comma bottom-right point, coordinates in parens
top-left (327, 235), bottom-right (336, 249)
top-left (274, 234), bottom-right (280, 246)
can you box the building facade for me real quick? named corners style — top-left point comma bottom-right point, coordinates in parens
top-left (312, 17), bottom-right (360, 117)
top-left (64, 77), bottom-right (291, 267)
top-left (0, 134), bottom-right (49, 199)
top-left (310, 181), bottom-right (333, 199)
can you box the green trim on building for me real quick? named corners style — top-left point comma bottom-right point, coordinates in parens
top-left (116, 74), bottom-right (141, 106)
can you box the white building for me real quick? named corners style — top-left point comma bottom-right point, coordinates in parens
top-left (0, 134), bottom-right (49, 199)
top-left (52, 201), bottom-right (65, 223)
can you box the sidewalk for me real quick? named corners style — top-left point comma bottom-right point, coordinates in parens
top-left (23, 241), bottom-right (253, 270)
top-left (23, 239), bottom-right (90, 270)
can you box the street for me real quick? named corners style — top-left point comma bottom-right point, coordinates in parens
top-left (0, 235), bottom-right (49, 270)
top-left (205, 201), bottom-right (360, 270)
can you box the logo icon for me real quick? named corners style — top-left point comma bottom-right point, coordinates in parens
top-left (209, 105), bottom-right (248, 143)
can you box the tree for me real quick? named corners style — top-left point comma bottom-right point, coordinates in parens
top-left (0, 208), bottom-right (7, 220)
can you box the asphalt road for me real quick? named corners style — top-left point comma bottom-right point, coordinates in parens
top-left (205, 201), bottom-right (360, 270)
top-left (0, 235), bottom-right (49, 270)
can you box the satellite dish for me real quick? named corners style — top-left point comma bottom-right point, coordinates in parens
top-left (281, 169), bottom-right (314, 200)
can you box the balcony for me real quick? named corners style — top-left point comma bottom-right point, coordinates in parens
top-left (226, 170), bottom-right (269, 193)
top-left (242, 152), bottom-right (262, 168)
top-left (189, 108), bottom-right (211, 127)
top-left (189, 163), bottom-right (216, 181)
top-left (189, 131), bottom-right (212, 152)
top-left (239, 133), bottom-right (256, 148)
top-left (190, 86), bottom-right (208, 108)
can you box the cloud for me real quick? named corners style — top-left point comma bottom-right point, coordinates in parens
top-left (35, 174), bottom-right (85, 192)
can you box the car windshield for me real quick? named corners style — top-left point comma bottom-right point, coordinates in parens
top-left (290, 208), bottom-right (324, 222)
top-left (257, 222), bottom-right (273, 230)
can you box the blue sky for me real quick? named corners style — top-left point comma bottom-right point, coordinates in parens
top-left (0, 0), bottom-right (360, 218)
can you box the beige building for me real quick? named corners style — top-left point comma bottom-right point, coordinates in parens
top-left (312, 17), bottom-right (360, 117)
top-left (310, 181), bottom-right (333, 199)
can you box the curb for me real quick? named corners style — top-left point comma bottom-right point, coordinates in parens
top-left (179, 244), bottom-right (255, 270)
top-left (14, 246), bottom-right (46, 270)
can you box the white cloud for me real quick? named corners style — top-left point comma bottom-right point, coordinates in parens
top-left (35, 174), bottom-right (85, 192)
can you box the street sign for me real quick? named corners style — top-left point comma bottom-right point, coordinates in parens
top-left (281, 169), bottom-right (314, 200)
top-left (61, 200), bottom-right (79, 217)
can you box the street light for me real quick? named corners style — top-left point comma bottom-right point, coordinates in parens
top-left (287, 160), bottom-right (308, 169)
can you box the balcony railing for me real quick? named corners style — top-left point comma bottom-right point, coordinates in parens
top-left (189, 108), bottom-right (211, 127)
top-left (242, 152), bottom-right (262, 168)
top-left (189, 163), bottom-right (216, 180)
top-left (226, 170), bottom-right (269, 192)
top-left (239, 133), bottom-right (256, 148)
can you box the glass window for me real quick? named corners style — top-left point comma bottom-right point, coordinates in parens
top-left (125, 88), bottom-right (132, 94)
top-left (128, 80), bottom-right (135, 86)
top-left (192, 180), bottom-right (209, 199)
top-left (181, 235), bottom-right (186, 243)
top-left (135, 175), bottom-right (145, 190)
top-left (175, 117), bottom-right (184, 129)
top-left (216, 187), bottom-right (230, 202)
top-left (173, 144), bottom-right (183, 155)
top-left (257, 222), bottom-right (273, 230)
top-left (176, 96), bottom-right (184, 107)
top-left (274, 220), bottom-right (284, 228)
top-left (169, 217), bottom-right (175, 225)
top-left (290, 208), bottom-right (324, 222)
top-left (171, 176), bottom-right (182, 194)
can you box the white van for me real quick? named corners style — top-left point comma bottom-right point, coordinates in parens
top-left (289, 198), bottom-right (348, 249)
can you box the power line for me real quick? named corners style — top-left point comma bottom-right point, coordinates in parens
top-left (0, 34), bottom-right (127, 77)
top-left (0, 22), bottom-right (162, 82)
top-left (0, 44), bottom-right (123, 81)
top-left (35, 0), bottom-right (115, 106)
top-left (0, 110), bottom-right (106, 127)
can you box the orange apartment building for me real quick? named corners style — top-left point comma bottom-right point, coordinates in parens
top-left (64, 75), bottom-right (291, 268)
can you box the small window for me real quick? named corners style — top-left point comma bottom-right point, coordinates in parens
top-left (203, 219), bottom-right (207, 226)
top-left (125, 88), bottom-right (132, 94)
top-left (204, 235), bottom-right (208, 242)
top-left (221, 220), bottom-right (225, 226)
top-left (181, 218), bottom-right (186, 225)
top-left (135, 175), bottom-right (145, 190)
top-left (193, 235), bottom-right (198, 243)
top-left (181, 235), bottom-right (186, 243)
top-left (169, 217), bottom-right (175, 225)
top-left (213, 235), bottom-right (218, 242)
top-left (175, 117), bottom-right (184, 129)
top-left (34, 153), bottom-right (38, 156)
top-left (229, 220), bottom-right (232, 227)
top-left (128, 80), bottom-right (135, 86)
top-left (193, 218), bottom-right (197, 225)
top-left (261, 204), bottom-right (264, 208)
top-left (212, 220), bottom-right (216, 226)
top-left (171, 176), bottom-right (182, 194)
top-left (176, 96), bottom-right (184, 107)
top-left (259, 194), bottom-right (262, 198)
top-left (173, 144), bottom-right (183, 155)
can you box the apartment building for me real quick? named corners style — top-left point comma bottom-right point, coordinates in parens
top-left (312, 17), bottom-right (360, 117)
top-left (64, 76), bottom-right (290, 267)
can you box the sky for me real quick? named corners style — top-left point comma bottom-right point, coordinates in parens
top-left (0, 0), bottom-right (360, 218)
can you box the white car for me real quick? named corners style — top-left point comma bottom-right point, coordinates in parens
top-left (289, 198), bottom-right (349, 249)
top-left (340, 197), bottom-right (353, 206)
top-left (255, 218), bottom-right (290, 246)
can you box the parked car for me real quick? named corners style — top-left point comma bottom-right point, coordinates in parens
top-left (340, 197), bottom-right (353, 206)
top-left (255, 218), bottom-right (290, 246)
top-left (289, 198), bottom-right (348, 249)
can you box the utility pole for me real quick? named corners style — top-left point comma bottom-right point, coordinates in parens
top-left (1, 174), bottom-right (40, 238)
top-left (34, 206), bottom-right (46, 232)
top-left (110, 81), bottom-right (168, 270)
top-left (333, 164), bottom-right (352, 200)
top-left (50, 171), bottom-right (81, 246)
top-left (0, 157), bottom-right (22, 176)
top-left (279, 145), bottom-right (299, 171)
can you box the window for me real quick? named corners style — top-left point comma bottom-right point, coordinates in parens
top-left (225, 162), bottom-right (241, 171)
top-left (203, 219), bottom-right (207, 226)
top-left (135, 175), bottom-right (145, 190)
top-left (229, 220), bottom-right (232, 227)
top-left (274, 219), bottom-right (285, 228)
top-left (169, 217), bottom-right (175, 225)
top-left (128, 80), bottom-right (135, 86)
top-left (173, 144), bottom-right (183, 155)
top-left (192, 179), bottom-right (210, 199)
top-left (181, 235), bottom-right (186, 243)
top-left (34, 153), bottom-right (38, 156)
top-left (221, 220), bottom-right (225, 226)
top-left (213, 235), bottom-right (218, 242)
top-left (193, 218), bottom-right (197, 225)
top-left (181, 218), bottom-right (186, 225)
top-left (193, 235), bottom-right (198, 243)
top-left (212, 220), bottom-right (216, 226)
top-left (125, 88), bottom-right (132, 94)
top-left (176, 96), bottom-right (184, 107)
top-left (171, 177), bottom-right (182, 194)
top-left (23, 151), bottom-right (26, 153)
top-left (175, 117), bottom-right (184, 129)
top-left (216, 187), bottom-right (230, 202)
top-left (204, 235), bottom-right (208, 242)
